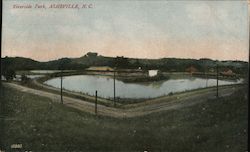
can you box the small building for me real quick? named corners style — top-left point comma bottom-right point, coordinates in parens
top-left (86, 52), bottom-right (98, 57)
top-left (1, 75), bottom-right (6, 81)
top-left (185, 66), bottom-right (198, 74)
top-left (148, 70), bottom-right (158, 77)
top-left (220, 69), bottom-right (236, 77)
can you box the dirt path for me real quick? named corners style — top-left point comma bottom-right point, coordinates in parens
top-left (3, 82), bottom-right (242, 118)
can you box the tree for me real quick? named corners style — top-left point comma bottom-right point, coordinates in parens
top-left (114, 56), bottom-right (129, 68)
top-left (2, 68), bottom-right (16, 81)
top-left (58, 58), bottom-right (71, 70)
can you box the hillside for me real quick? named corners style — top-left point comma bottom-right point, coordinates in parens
top-left (1, 53), bottom-right (248, 74)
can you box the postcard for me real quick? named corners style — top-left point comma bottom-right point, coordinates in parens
top-left (1, 0), bottom-right (249, 151)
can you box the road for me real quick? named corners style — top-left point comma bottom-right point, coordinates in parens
top-left (3, 82), bottom-right (242, 118)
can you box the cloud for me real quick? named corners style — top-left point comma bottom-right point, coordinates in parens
top-left (2, 0), bottom-right (249, 61)
top-left (185, 2), bottom-right (215, 26)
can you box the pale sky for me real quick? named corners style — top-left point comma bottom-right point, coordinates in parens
top-left (2, 0), bottom-right (249, 61)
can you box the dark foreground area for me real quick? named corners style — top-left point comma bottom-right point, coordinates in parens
top-left (0, 83), bottom-right (248, 152)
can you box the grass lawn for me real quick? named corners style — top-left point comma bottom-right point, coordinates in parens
top-left (0, 83), bottom-right (248, 152)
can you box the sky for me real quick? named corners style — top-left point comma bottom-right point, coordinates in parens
top-left (2, 0), bottom-right (249, 61)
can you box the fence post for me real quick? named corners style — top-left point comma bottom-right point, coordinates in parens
top-left (205, 66), bottom-right (208, 87)
top-left (216, 64), bottom-right (219, 98)
top-left (61, 70), bottom-right (63, 104)
top-left (95, 90), bottom-right (97, 114)
top-left (113, 71), bottom-right (116, 107)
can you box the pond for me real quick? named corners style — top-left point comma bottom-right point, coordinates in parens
top-left (30, 70), bottom-right (61, 74)
top-left (11, 75), bottom-right (45, 81)
top-left (30, 70), bottom-right (75, 74)
top-left (44, 75), bottom-right (243, 99)
top-left (26, 75), bottom-right (45, 79)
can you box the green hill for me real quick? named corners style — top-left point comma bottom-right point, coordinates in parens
top-left (1, 52), bottom-right (248, 75)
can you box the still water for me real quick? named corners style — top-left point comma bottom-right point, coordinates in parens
top-left (13, 75), bottom-right (45, 81)
top-left (30, 70), bottom-right (74, 74)
top-left (44, 75), bottom-right (242, 99)
top-left (30, 70), bottom-right (61, 74)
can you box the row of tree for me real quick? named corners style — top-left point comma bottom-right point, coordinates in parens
top-left (1, 55), bottom-right (248, 81)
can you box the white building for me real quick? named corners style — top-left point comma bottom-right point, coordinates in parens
top-left (148, 70), bottom-right (158, 77)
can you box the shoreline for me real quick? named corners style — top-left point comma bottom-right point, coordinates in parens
top-left (5, 70), bottom-right (245, 108)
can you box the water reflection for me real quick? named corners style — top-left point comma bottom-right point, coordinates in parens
top-left (44, 75), bottom-right (243, 99)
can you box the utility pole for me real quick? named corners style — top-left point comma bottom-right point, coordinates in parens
top-left (113, 71), bottom-right (116, 107)
top-left (205, 66), bottom-right (208, 87)
top-left (61, 70), bottom-right (63, 104)
top-left (216, 64), bottom-right (219, 98)
top-left (95, 90), bottom-right (97, 114)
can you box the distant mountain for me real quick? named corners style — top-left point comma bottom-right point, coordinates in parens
top-left (1, 57), bottom-right (41, 70)
top-left (1, 56), bottom-right (88, 71)
top-left (1, 52), bottom-right (249, 74)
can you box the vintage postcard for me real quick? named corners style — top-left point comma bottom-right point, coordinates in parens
top-left (0, 0), bottom-right (249, 151)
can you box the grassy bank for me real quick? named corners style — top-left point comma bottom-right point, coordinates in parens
top-left (0, 83), bottom-right (248, 152)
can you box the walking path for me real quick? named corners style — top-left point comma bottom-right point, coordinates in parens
top-left (3, 82), bottom-right (242, 118)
